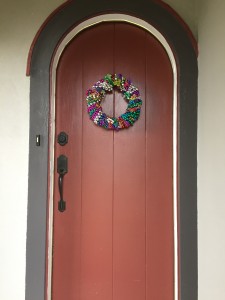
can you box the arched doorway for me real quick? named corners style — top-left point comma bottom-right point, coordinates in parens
top-left (26, 2), bottom-right (197, 300)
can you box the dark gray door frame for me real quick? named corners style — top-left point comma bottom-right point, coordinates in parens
top-left (26, 1), bottom-right (198, 300)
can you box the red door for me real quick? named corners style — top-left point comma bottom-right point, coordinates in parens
top-left (51, 22), bottom-right (174, 300)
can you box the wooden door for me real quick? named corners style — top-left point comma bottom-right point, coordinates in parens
top-left (51, 22), bottom-right (174, 300)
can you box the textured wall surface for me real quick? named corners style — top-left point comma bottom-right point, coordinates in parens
top-left (0, 1), bottom-right (65, 299)
top-left (198, 0), bottom-right (225, 299)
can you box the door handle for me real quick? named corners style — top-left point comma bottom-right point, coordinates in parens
top-left (57, 155), bottom-right (68, 212)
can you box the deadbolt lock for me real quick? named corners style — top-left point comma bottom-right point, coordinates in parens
top-left (57, 131), bottom-right (68, 146)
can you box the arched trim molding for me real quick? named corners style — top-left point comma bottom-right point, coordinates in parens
top-left (26, 1), bottom-right (198, 300)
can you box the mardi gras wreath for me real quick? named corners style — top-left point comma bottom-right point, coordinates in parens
top-left (86, 74), bottom-right (142, 130)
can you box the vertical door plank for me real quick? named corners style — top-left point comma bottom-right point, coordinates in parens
top-left (113, 23), bottom-right (146, 300)
top-left (81, 23), bottom-right (114, 300)
top-left (53, 34), bottom-right (84, 300)
top-left (145, 34), bottom-right (174, 300)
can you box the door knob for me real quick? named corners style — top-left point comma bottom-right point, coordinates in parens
top-left (57, 131), bottom-right (68, 146)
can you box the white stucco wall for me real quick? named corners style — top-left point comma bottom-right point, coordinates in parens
top-left (1, 0), bottom-right (225, 299)
top-left (198, 0), bottom-right (225, 299)
top-left (0, 1), bottom-right (65, 299)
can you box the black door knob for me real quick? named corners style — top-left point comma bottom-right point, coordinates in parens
top-left (57, 131), bottom-right (68, 146)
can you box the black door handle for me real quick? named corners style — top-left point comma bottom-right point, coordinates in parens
top-left (57, 155), bottom-right (68, 212)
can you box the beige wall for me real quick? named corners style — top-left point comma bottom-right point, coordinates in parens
top-left (198, 0), bottom-right (225, 298)
top-left (1, 0), bottom-right (224, 299)
top-left (0, 1), bottom-right (65, 299)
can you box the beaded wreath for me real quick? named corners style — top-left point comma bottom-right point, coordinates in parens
top-left (86, 74), bottom-right (142, 130)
